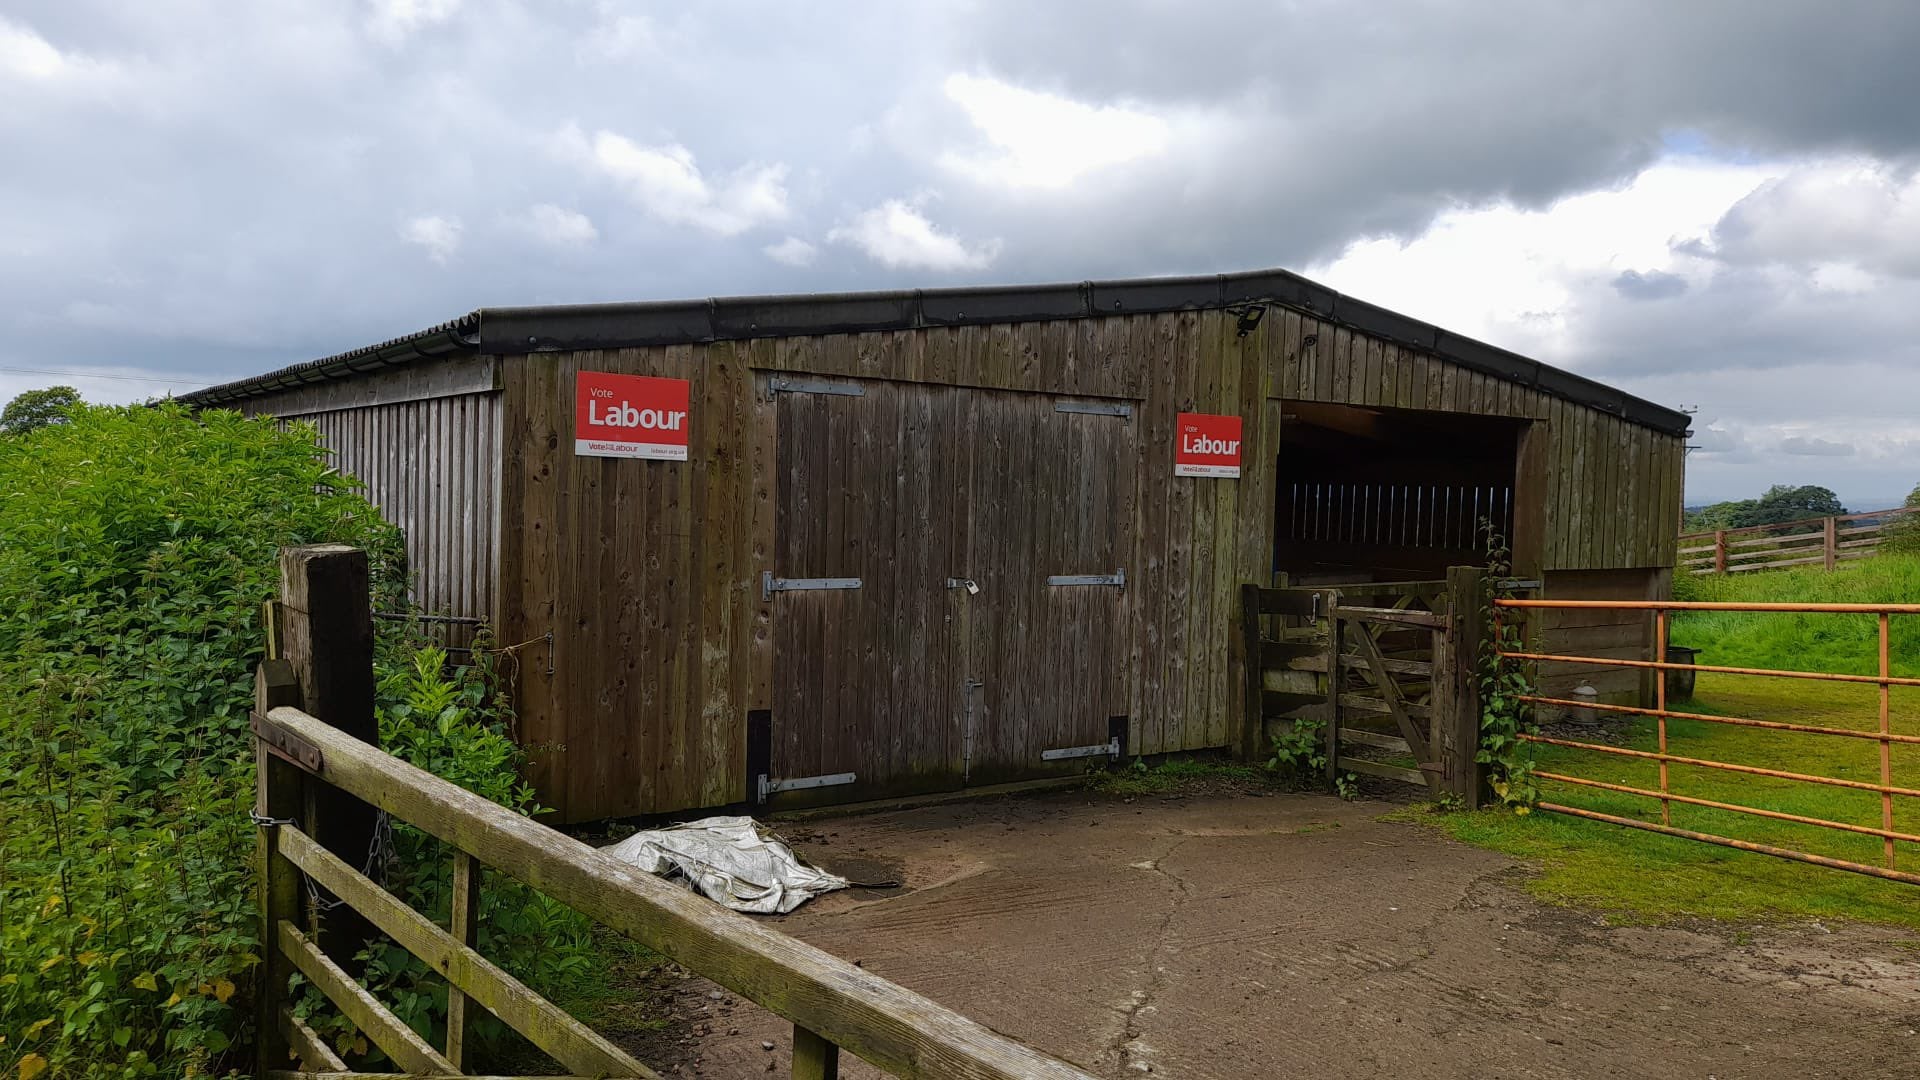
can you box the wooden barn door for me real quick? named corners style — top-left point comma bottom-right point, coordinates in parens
top-left (959, 392), bottom-right (1136, 784)
top-left (767, 376), bottom-right (966, 801)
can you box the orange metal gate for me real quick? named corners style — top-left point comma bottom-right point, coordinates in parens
top-left (1494, 599), bottom-right (1920, 886)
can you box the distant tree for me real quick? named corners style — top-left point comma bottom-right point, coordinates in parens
top-left (1685, 499), bottom-right (1756, 532)
top-left (0, 385), bottom-right (82, 435)
top-left (1885, 482), bottom-right (1920, 554)
top-left (1728, 484), bottom-right (1847, 528)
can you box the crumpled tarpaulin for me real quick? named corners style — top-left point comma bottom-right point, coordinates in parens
top-left (602, 815), bottom-right (849, 915)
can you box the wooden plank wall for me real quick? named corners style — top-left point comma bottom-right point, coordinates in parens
top-left (491, 305), bottom-right (1685, 820)
top-left (249, 391), bottom-right (502, 640)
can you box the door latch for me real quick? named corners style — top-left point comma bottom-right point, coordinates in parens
top-left (946, 577), bottom-right (980, 595)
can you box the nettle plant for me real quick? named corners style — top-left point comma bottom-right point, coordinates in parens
top-left (0, 404), bottom-right (604, 1079)
top-left (1473, 530), bottom-right (1540, 812)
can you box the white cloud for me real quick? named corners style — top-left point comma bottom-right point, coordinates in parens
top-left (828, 200), bottom-right (1000, 270)
top-left (763, 236), bottom-right (818, 267)
top-left (0, 16), bottom-right (119, 85)
top-left (580, 8), bottom-right (660, 61)
top-left (517, 204), bottom-right (597, 247)
top-left (366, 0), bottom-right (462, 46)
top-left (399, 214), bottom-right (462, 263)
top-left (939, 73), bottom-right (1170, 189)
top-left (563, 127), bottom-right (789, 236)
top-left (1308, 156), bottom-right (1777, 357)
top-left (1708, 160), bottom-right (1920, 278)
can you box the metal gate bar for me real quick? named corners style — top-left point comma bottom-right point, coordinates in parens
top-left (1494, 596), bottom-right (1917, 886)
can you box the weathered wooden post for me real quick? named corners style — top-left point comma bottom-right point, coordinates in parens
top-left (1240, 583), bottom-right (1265, 762)
top-left (1824, 516), bottom-right (1839, 571)
top-left (275, 544), bottom-right (381, 969)
top-left (1713, 530), bottom-right (1727, 575)
top-left (253, 655), bottom-right (303, 1076)
top-left (792, 1025), bottom-right (840, 1079)
top-left (1442, 566), bottom-right (1486, 808)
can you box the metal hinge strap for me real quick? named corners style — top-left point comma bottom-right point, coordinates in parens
top-left (757, 772), bottom-right (858, 801)
top-left (763, 572), bottom-right (862, 601)
top-left (1041, 737), bottom-right (1123, 762)
top-left (770, 375), bottom-right (864, 397)
top-left (1055, 401), bottom-right (1133, 419)
top-left (1046, 568), bottom-right (1126, 588)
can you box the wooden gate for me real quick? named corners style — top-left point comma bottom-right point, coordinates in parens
top-left (768, 377), bottom-right (1136, 803)
top-left (1242, 568), bottom-right (1483, 803)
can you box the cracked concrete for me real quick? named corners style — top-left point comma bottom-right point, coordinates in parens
top-left (620, 791), bottom-right (1920, 1078)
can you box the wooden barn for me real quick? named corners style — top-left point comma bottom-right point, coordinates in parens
top-left (183, 269), bottom-right (1690, 822)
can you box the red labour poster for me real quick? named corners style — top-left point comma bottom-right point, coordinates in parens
top-left (575, 371), bottom-right (691, 460)
top-left (1174, 412), bottom-right (1242, 478)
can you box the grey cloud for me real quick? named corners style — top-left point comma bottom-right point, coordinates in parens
top-left (1779, 435), bottom-right (1856, 457)
top-left (2, 0), bottom-right (1919, 526)
top-left (1612, 270), bottom-right (1689, 300)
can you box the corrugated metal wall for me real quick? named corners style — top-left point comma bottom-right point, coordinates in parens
top-left (300, 393), bottom-right (503, 630)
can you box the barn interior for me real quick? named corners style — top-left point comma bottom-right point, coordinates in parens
top-left (1273, 401), bottom-right (1527, 584)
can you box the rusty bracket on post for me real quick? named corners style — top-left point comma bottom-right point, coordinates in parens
top-left (251, 710), bottom-right (325, 774)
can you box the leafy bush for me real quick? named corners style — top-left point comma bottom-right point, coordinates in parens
top-left (291, 641), bottom-right (599, 1066)
top-left (0, 404), bottom-right (603, 1078)
top-left (0, 403), bottom-right (403, 1078)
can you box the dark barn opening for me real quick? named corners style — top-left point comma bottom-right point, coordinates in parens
top-left (1274, 401), bottom-right (1525, 584)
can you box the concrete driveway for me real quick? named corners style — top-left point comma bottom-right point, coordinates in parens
top-left (626, 789), bottom-right (1920, 1079)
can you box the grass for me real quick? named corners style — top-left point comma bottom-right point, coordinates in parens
top-left (1432, 553), bottom-right (1920, 929)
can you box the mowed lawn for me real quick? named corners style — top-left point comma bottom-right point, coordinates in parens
top-left (1437, 554), bottom-right (1920, 929)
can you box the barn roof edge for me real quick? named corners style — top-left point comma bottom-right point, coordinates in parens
top-left (178, 269), bottom-right (1691, 436)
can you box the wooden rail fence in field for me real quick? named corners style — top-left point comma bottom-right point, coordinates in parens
top-left (1679, 507), bottom-right (1916, 576)
top-left (254, 545), bottom-right (1097, 1080)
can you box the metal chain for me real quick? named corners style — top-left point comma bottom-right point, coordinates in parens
top-left (254, 808), bottom-right (393, 914)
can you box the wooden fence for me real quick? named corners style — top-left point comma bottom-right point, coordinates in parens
top-left (1241, 568), bottom-right (1484, 805)
top-left (1680, 507), bottom-right (1916, 576)
top-left (254, 545), bottom-right (1097, 1080)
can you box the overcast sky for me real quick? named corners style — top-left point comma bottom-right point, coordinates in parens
top-left (4, 1), bottom-right (1918, 507)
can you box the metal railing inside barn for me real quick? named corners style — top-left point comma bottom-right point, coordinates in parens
top-left (1495, 598), bottom-right (1920, 886)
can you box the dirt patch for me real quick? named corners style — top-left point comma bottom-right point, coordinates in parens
top-left (616, 790), bottom-right (1920, 1078)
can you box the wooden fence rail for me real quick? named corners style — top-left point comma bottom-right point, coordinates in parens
top-left (255, 545), bottom-right (1097, 1080)
top-left (1679, 506), bottom-right (1915, 576)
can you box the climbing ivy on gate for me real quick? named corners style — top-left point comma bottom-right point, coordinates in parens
top-left (1474, 529), bottom-right (1541, 812)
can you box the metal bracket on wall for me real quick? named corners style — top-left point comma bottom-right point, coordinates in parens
top-left (769, 374), bottom-right (865, 397)
top-left (756, 771), bottom-right (857, 802)
top-left (1046, 568), bottom-right (1126, 589)
top-left (1054, 401), bottom-right (1133, 420)
top-left (1041, 737), bottom-right (1123, 762)
top-left (762, 572), bottom-right (863, 601)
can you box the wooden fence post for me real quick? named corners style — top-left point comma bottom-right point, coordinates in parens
top-left (1443, 567), bottom-right (1486, 808)
top-left (1713, 530), bottom-right (1727, 575)
top-left (254, 658), bottom-right (304, 1076)
top-left (1321, 589), bottom-right (1342, 790)
top-left (1824, 516), bottom-right (1839, 571)
top-left (792, 1025), bottom-right (841, 1079)
top-left (1240, 583), bottom-right (1264, 762)
top-left (277, 544), bottom-right (380, 969)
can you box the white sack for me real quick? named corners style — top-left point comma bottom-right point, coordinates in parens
top-left (602, 815), bottom-right (849, 914)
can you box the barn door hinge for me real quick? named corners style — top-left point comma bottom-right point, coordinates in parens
top-left (1054, 401), bottom-right (1133, 420)
top-left (762, 572), bottom-right (862, 601)
top-left (1041, 737), bottom-right (1122, 762)
top-left (1046, 568), bottom-right (1125, 589)
top-left (756, 771), bottom-right (857, 802)
top-left (769, 374), bottom-right (864, 397)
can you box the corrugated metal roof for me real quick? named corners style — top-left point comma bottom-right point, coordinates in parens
top-left (178, 268), bottom-right (1691, 435)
